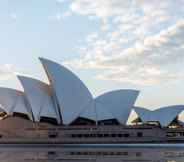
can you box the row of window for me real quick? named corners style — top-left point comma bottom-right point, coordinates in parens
top-left (167, 132), bottom-right (184, 137)
top-left (71, 132), bottom-right (143, 138)
top-left (69, 151), bottom-right (142, 157)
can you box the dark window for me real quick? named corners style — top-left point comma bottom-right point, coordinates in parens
top-left (71, 117), bottom-right (96, 125)
top-left (84, 134), bottom-right (89, 138)
top-left (110, 152), bottom-right (114, 155)
top-left (136, 152), bottom-right (142, 157)
top-left (90, 134), bottom-right (96, 137)
top-left (13, 112), bottom-right (29, 120)
top-left (71, 134), bottom-right (76, 138)
top-left (97, 152), bottom-right (101, 155)
top-left (122, 152), bottom-right (128, 155)
top-left (91, 152), bottom-right (96, 155)
top-left (76, 152), bottom-right (81, 155)
top-left (98, 119), bottom-right (120, 125)
top-left (70, 152), bottom-right (74, 155)
top-left (178, 132), bottom-right (184, 136)
top-left (97, 134), bottom-right (103, 137)
top-left (137, 132), bottom-right (143, 137)
top-left (166, 132), bottom-right (175, 137)
top-left (49, 132), bottom-right (58, 138)
top-left (102, 152), bottom-right (108, 155)
top-left (83, 152), bottom-right (88, 155)
top-left (77, 134), bottom-right (82, 138)
top-left (40, 117), bottom-right (58, 125)
top-left (124, 133), bottom-right (130, 137)
top-left (116, 152), bottom-right (121, 155)
top-left (48, 151), bottom-right (56, 159)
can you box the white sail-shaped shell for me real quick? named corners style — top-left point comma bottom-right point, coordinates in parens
top-left (134, 105), bottom-right (184, 127)
top-left (0, 87), bottom-right (32, 120)
top-left (81, 89), bottom-right (139, 124)
top-left (39, 58), bottom-right (94, 125)
top-left (18, 76), bottom-right (60, 123)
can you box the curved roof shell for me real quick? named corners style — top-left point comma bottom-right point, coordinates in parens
top-left (39, 58), bottom-right (94, 125)
top-left (81, 89), bottom-right (139, 124)
top-left (18, 76), bottom-right (60, 123)
top-left (134, 105), bottom-right (184, 127)
top-left (0, 87), bottom-right (32, 120)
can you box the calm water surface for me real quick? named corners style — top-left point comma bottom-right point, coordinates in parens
top-left (0, 144), bottom-right (184, 162)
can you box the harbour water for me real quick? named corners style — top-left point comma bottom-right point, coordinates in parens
top-left (1, 144), bottom-right (184, 162)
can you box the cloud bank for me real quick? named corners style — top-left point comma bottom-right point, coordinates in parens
top-left (65, 0), bottom-right (184, 85)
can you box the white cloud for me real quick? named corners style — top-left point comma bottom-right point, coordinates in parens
top-left (49, 11), bottom-right (72, 21)
top-left (96, 68), bottom-right (184, 86)
top-left (62, 11), bottom-right (72, 18)
top-left (70, 0), bottom-right (132, 20)
top-left (65, 0), bottom-right (184, 86)
top-left (48, 13), bottom-right (63, 21)
top-left (10, 13), bottom-right (17, 20)
top-left (56, 0), bottom-right (67, 3)
top-left (55, 13), bottom-right (62, 21)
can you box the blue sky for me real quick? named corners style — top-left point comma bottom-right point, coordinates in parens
top-left (0, 0), bottom-right (184, 109)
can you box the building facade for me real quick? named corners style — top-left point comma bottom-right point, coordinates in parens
top-left (0, 58), bottom-right (183, 143)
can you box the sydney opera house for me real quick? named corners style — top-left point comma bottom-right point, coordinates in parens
top-left (0, 57), bottom-right (184, 144)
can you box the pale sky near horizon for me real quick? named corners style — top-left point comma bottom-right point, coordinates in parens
top-left (0, 0), bottom-right (184, 109)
